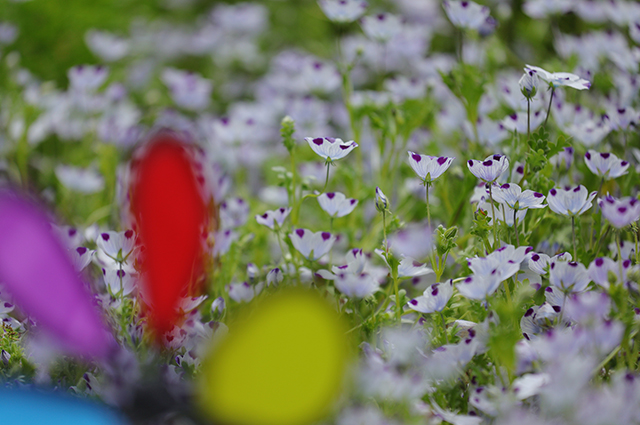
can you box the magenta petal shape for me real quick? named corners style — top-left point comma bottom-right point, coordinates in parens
top-left (0, 191), bottom-right (112, 358)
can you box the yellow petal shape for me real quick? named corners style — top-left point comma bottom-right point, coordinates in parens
top-left (198, 289), bottom-right (351, 425)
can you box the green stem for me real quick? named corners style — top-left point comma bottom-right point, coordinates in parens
top-left (426, 182), bottom-right (432, 228)
top-left (440, 311), bottom-right (449, 344)
top-left (543, 87), bottom-right (555, 127)
top-left (489, 184), bottom-right (498, 248)
top-left (527, 98), bottom-right (531, 140)
top-left (393, 268), bottom-right (401, 322)
top-left (571, 216), bottom-right (577, 260)
top-left (322, 161), bottom-right (331, 192)
top-left (514, 208), bottom-right (520, 246)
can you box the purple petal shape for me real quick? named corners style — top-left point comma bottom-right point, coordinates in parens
top-left (0, 192), bottom-right (112, 358)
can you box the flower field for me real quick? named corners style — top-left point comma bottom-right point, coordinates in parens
top-left (1, 0), bottom-right (640, 424)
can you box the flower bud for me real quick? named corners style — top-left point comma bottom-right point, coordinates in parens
top-left (375, 187), bottom-right (389, 212)
top-left (519, 69), bottom-right (538, 100)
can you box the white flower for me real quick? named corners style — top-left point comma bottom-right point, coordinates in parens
top-left (584, 150), bottom-right (629, 180)
top-left (289, 228), bottom-right (336, 261)
top-left (85, 30), bottom-right (129, 62)
top-left (599, 196), bottom-right (640, 229)
top-left (388, 223), bottom-right (433, 260)
top-left (467, 154), bottom-right (510, 183)
top-left (547, 185), bottom-right (597, 217)
top-left (443, 0), bottom-right (492, 31)
top-left (305, 137), bottom-right (358, 162)
top-left (266, 268), bottom-right (284, 287)
top-left (407, 280), bottom-right (453, 313)
top-left (318, 0), bottom-right (367, 24)
top-left (55, 165), bottom-right (105, 194)
top-left (334, 273), bottom-right (379, 298)
top-left (227, 282), bottom-right (263, 303)
top-left (102, 267), bottom-right (136, 296)
top-left (255, 207), bottom-right (292, 230)
top-left (458, 245), bottom-right (530, 300)
top-left (68, 65), bottom-right (109, 91)
top-left (70, 247), bottom-right (95, 272)
top-left (220, 198), bottom-right (249, 229)
top-left (95, 230), bottom-right (136, 267)
top-left (407, 151), bottom-right (455, 184)
top-left (161, 68), bottom-right (213, 111)
top-left (525, 65), bottom-right (591, 90)
top-left (548, 261), bottom-right (590, 293)
top-left (588, 257), bottom-right (635, 290)
top-left (491, 183), bottom-right (546, 210)
top-left (360, 13), bottom-right (402, 42)
top-left (317, 192), bottom-right (358, 218)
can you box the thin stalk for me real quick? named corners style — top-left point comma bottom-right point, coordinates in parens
top-left (439, 311), bottom-right (449, 344)
top-left (543, 87), bottom-right (555, 127)
top-left (382, 210), bottom-right (388, 253)
top-left (426, 182), bottom-right (432, 228)
top-left (489, 184), bottom-right (499, 248)
top-left (514, 209), bottom-right (520, 246)
top-left (571, 216), bottom-right (577, 260)
top-left (322, 162), bottom-right (331, 192)
top-left (393, 269), bottom-right (401, 322)
top-left (527, 98), bottom-right (531, 140)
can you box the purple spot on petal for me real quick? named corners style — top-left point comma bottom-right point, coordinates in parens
top-left (327, 192), bottom-right (335, 199)
top-left (321, 232), bottom-right (331, 241)
top-left (411, 153), bottom-right (422, 162)
top-left (313, 138), bottom-right (324, 145)
top-left (76, 247), bottom-right (87, 255)
top-left (296, 229), bottom-right (305, 238)
top-left (101, 233), bottom-right (110, 241)
top-left (437, 156), bottom-right (447, 165)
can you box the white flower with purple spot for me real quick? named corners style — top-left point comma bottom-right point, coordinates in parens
top-left (599, 196), bottom-right (640, 229)
top-left (407, 280), bottom-right (453, 313)
top-left (266, 268), bottom-right (284, 287)
top-left (477, 201), bottom-right (527, 228)
top-left (528, 252), bottom-right (572, 276)
top-left (467, 154), bottom-right (510, 183)
top-left (334, 272), bottom-right (379, 298)
top-left (227, 282), bottom-right (263, 303)
top-left (305, 137), bottom-right (358, 163)
top-left (375, 249), bottom-right (434, 278)
top-left (220, 197), bottom-right (249, 229)
top-left (548, 260), bottom-right (590, 293)
top-left (360, 13), bottom-right (402, 42)
top-left (407, 151), bottom-right (454, 184)
top-left (388, 223), bottom-right (433, 260)
top-left (318, 0), bottom-right (367, 24)
top-left (212, 229), bottom-right (237, 257)
top-left (96, 230), bottom-right (136, 267)
top-left (68, 65), bottom-right (109, 91)
top-left (584, 150), bottom-right (629, 180)
top-left (161, 68), bottom-right (213, 111)
top-left (71, 247), bottom-right (95, 272)
top-left (255, 207), bottom-right (292, 230)
top-left (547, 185), bottom-right (597, 217)
top-left (317, 192), bottom-right (358, 218)
top-left (102, 267), bottom-right (136, 296)
top-left (289, 228), bottom-right (337, 261)
top-left (211, 297), bottom-right (225, 318)
top-left (525, 65), bottom-right (591, 90)
top-left (588, 257), bottom-right (635, 290)
top-left (443, 0), bottom-right (492, 31)
top-left (491, 183), bottom-right (546, 211)
top-left (458, 245), bottom-right (530, 300)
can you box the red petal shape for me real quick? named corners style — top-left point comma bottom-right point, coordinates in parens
top-left (131, 135), bottom-right (207, 337)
